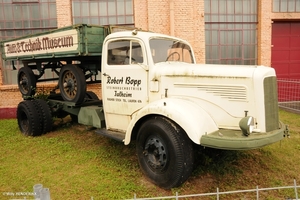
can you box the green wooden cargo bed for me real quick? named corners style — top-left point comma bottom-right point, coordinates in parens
top-left (0, 24), bottom-right (110, 61)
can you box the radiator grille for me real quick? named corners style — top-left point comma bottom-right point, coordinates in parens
top-left (264, 77), bottom-right (279, 131)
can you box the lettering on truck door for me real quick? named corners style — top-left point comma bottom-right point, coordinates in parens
top-left (102, 39), bottom-right (148, 131)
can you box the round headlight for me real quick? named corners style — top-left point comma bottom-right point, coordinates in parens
top-left (239, 116), bottom-right (254, 136)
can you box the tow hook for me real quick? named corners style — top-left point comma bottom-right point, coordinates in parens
top-left (283, 125), bottom-right (290, 138)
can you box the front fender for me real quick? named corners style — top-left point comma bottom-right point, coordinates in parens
top-left (124, 98), bottom-right (218, 145)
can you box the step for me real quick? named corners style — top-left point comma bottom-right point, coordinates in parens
top-left (95, 129), bottom-right (125, 142)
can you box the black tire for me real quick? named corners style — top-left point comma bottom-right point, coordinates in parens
top-left (59, 64), bottom-right (86, 104)
top-left (17, 66), bottom-right (36, 98)
top-left (136, 116), bottom-right (194, 189)
top-left (17, 100), bottom-right (43, 136)
top-left (34, 99), bottom-right (53, 134)
top-left (85, 91), bottom-right (99, 100)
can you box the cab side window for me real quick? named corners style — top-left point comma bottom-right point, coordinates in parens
top-left (107, 40), bottom-right (129, 65)
top-left (107, 40), bottom-right (143, 65)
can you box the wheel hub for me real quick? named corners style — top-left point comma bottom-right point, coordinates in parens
top-left (20, 112), bottom-right (29, 133)
top-left (19, 74), bottom-right (29, 92)
top-left (62, 71), bottom-right (76, 98)
top-left (144, 137), bottom-right (167, 170)
top-left (63, 79), bottom-right (74, 90)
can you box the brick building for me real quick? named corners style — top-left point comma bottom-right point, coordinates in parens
top-left (0, 0), bottom-right (300, 118)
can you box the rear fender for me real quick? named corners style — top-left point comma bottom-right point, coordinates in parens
top-left (124, 98), bottom-right (218, 145)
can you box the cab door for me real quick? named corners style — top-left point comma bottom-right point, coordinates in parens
top-left (102, 38), bottom-right (148, 131)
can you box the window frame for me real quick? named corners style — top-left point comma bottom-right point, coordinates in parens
top-left (12, 0), bottom-right (39, 3)
top-left (273, 0), bottom-right (300, 13)
top-left (72, 0), bottom-right (134, 26)
top-left (204, 0), bottom-right (258, 65)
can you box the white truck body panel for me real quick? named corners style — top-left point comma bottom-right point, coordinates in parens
top-left (124, 98), bottom-right (219, 145)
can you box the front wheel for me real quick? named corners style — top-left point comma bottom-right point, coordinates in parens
top-left (136, 116), bottom-right (194, 189)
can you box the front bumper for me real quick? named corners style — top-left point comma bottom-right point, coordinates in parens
top-left (200, 121), bottom-right (288, 150)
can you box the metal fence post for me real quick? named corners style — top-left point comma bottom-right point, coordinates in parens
top-left (294, 179), bottom-right (298, 200)
top-left (256, 186), bottom-right (259, 200)
top-left (217, 187), bottom-right (219, 200)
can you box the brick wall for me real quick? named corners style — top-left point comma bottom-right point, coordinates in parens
top-left (133, 0), bottom-right (148, 31)
top-left (0, 85), bottom-right (22, 107)
top-left (257, 1), bottom-right (272, 67)
top-left (56, 0), bottom-right (72, 28)
top-left (173, 0), bottom-right (205, 63)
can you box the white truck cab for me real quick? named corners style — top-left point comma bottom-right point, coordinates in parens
top-left (101, 30), bottom-right (285, 148)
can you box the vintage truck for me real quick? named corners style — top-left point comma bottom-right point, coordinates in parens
top-left (0, 24), bottom-right (289, 189)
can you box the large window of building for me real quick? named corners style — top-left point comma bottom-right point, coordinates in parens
top-left (72, 0), bottom-right (134, 26)
top-left (204, 0), bottom-right (257, 65)
top-left (273, 0), bottom-right (300, 12)
top-left (0, 0), bottom-right (57, 85)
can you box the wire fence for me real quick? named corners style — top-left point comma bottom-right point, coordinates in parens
top-left (128, 179), bottom-right (299, 200)
top-left (277, 79), bottom-right (300, 114)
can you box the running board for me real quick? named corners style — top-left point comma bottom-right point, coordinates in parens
top-left (95, 129), bottom-right (125, 142)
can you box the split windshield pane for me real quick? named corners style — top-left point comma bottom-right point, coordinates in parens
top-left (149, 38), bottom-right (194, 64)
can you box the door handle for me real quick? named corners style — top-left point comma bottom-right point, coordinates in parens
top-left (103, 73), bottom-right (110, 77)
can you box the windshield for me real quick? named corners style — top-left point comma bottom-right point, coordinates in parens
top-left (149, 38), bottom-right (194, 64)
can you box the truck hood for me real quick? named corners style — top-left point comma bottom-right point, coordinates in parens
top-left (150, 62), bottom-right (277, 130)
top-left (152, 62), bottom-right (276, 80)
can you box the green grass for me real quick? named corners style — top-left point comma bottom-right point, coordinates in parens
top-left (0, 109), bottom-right (299, 199)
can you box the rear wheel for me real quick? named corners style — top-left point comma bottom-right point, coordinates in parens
top-left (34, 99), bottom-right (53, 134)
top-left (17, 99), bottom-right (53, 136)
top-left (17, 66), bottom-right (36, 98)
top-left (59, 64), bottom-right (86, 104)
top-left (17, 100), bottom-right (42, 136)
top-left (136, 116), bottom-right (194, 189)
